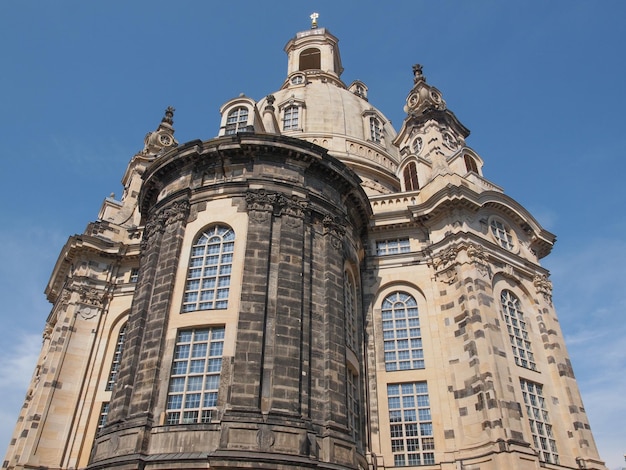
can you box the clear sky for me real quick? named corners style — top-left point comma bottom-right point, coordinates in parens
top-left (1, 1), bottom-right (624, 468)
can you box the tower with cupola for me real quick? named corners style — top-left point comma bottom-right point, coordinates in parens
top-left (3, 16), bottom-right (606, 470)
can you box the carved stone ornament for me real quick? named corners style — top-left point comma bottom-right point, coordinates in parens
top-left (431, 246), bottom-right (459, 285)
top-left (466, 243), bottom-right (491, 279)
top-left (43, 324), bottom-right (53, 341)
top-left (534, 274), bottom-right (553, 304)
top-left (140, 200), bottom-right (190, 250)
top-left (77, 285), bottom-right (105, 307)
top-left (245, 190), bottom-right (309, 218)
top-left (76, 304), bottom-right (99, 320)
top-left (322, 214), bottom-right (346, 249)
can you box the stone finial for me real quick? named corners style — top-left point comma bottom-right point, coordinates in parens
top-left (413, 64), bottom-right (424, 83)
top-left (162, 106), bottom-right (175, 125)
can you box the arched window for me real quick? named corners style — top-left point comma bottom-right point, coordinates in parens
top-left (490, 218), bottom-right (515, 251)
top-left (105, 322), bottom-right (127, 391)
top-left (182, 225), bottom-right (235, 312)
top-left (165, 327), bottom-right (225, 424)
top-left (225, 107), bottom-right (249, 135)
top-left (344, 272), bottom-right (357, 352)
top-left (501, 290), bottom-right (536, 371)
top-left (464, 154), bottom-right (478, 173)
top-left (283, 105), bottom-right (300, 130)
top-left (382, 292), bottom-right (424, 371)
top-left (403, 162), bottom-right (419, 191)
top-left (370, 117), bottom-right (382, 143)
top-left (299, 47), bottom-right (321, 70)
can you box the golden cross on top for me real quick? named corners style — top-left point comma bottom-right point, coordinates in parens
top-left (310, 12), bottom-right (319, 29)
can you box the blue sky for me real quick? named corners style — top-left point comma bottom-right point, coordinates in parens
top-left (1, 1), bottom-right (625, 468)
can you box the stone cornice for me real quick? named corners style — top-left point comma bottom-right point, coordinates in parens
top-left (44, 234), bottom-right (140, 304)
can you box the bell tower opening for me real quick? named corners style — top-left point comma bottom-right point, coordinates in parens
top-left (299, 47), bottom-right (321, 71)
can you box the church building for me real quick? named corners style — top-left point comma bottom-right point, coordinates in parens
top-left (3, 17), bottom-right (607, 470)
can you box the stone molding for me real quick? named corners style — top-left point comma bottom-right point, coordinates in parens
top-left (140, 200), bottom-right (190, 250)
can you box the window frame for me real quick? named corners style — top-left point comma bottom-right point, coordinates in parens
top-left (105, 322), bottom-right (127, 391)
top-left (520, 379), bottom-right (559, 464)
top-left (182, 225), bottom-right (235, 313)
top-left (344, 271), bottom-right (358, 353)
top-left (224, 106), bottom-right (250, 135)
top-left (381, 291), bottom-right (425, 372)
top-left (489, 216), bottom-right (516, 251)
top-left (402, 162), bottom-right (419, 192)
top-left (376, 238), bottom-right (410, 256)
top-left (165, 327), bottom-right (225, 425)
top-left (387, 381), bottom-right (435, 466)
top-left (500, 290), bottom-right (536, 371)
top-left (282, 104), bottom-right (300, 131)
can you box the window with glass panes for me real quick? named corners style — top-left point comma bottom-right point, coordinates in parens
top-left (501, 290), bottom-right (536, 370)
top-left (183, 226), bottom-right (234, 312)
top-left (490, 218), bottom-right (514, 250)
top-left (283, 105), bottom-right (299, 130)
top-left (97, 402), bottom-right (109, 430)
top-left (376, 238), bottom-right (410, 256)
top-left (347, 367), bottom-right (361, 446)
top-left (370, 117), bottom-right (382, 143)
top-left (387, 382), bottom-right (434, 466)
top-left (105, 323), bottom-right (127, 391)
top-left (520, 379), bottom-right (559, 465)
top-left (225, 107), bottom-right (249, 135)
top-left (344, 272), bottom-right (357, 352)
top-left (382, 292), bottom-right (424, 371)
top-left (165, 327), bottom-right (225, 425)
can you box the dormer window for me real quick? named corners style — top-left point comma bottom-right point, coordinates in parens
top-left (349, 80), bottom-right (368, 101)
top-left (464, 154), bottom-right (478, 173)
top-left (299, 48), bottom-right (321, 71)
top-left (370, 117), bottom-right (382, 144)
top-left (283, 105), bottom-right (300, 131)
top-left (225, 107), bottom-right (249, 135)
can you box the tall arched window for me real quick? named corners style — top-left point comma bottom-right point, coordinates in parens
top-left (182, 225), bottom-right (235, 312)
top-left (344, 271), bottom-right (357, 352)
top-left (403, 162), bottom-right (419, 191)
top-left (382, 292), bottom-right (424, 371)
top-left (501, 290), bottom-right (536, 370)
top-left (225, 107), bottom-right (249, 135)
top-left (464, 154), bottom-right (478, 173)
top-left (105, 322), bottom-right (127, 391)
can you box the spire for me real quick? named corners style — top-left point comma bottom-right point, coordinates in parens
top-left (142, 106), bottom-right (179, 156)
top-left (405, 64), bottom-right (447, 116)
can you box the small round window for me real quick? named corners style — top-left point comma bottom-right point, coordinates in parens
top-left (291, 75), bottom-right (304, 85)
top-left (489, 216), bottom-right (516, 251)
